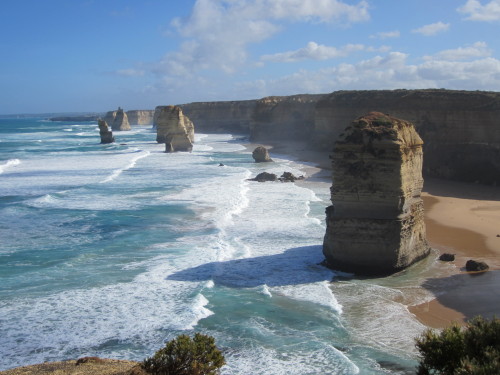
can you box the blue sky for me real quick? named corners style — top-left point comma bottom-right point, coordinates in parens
top-left (1, 0), bottom-right (500, 114)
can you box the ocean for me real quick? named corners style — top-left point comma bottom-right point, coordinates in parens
top-left (0, 118), bottom-right (435, 374)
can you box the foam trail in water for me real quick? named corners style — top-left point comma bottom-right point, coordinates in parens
top-left (100, 150), bottom-right (150, 183)
top-left (0, 159), bottom-right (21, 174)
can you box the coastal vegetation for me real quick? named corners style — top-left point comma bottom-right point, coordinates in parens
top-left (142, 333), bottom-right (225, 375)
top-left (416, 316), bottom-right (500, 374)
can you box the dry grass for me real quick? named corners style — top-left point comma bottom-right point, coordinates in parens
top-left (0, 358), bottom-right (148, 375)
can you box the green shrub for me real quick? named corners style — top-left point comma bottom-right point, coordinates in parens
top-left (415, 316), bottom-right (500, 374)
top-left (142, 333), bottom-right (225, 375)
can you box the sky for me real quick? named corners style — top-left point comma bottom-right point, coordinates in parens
top-left (1, 0), bottom-right (500, 114)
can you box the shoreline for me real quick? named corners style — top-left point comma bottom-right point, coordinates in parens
top-left (260, 140), bottom-right (500, 329)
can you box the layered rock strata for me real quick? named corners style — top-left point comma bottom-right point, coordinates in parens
top-left (180, 100), bottom-right (257, 133)
top-left (126, 110), bottom-right (154, 125)
top-left (250, 94), bottom-right (324, 141)
top-left (97, 119), bottom-right (114, 144)
top-left (155, 105), bottom-right (195, 152)
top-left (314, 89), bottom-right (500, 184)
top-left (323, 112), bottom-right (430, 275)
top-left (112, 107), bottom-right (131, 131)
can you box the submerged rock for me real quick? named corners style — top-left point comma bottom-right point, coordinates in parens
top-left (155, 105), bottom-right (195, 152)
top-left (97, 119), bottom-right (114, 144)
top-left (323, 112), bottom-right (430, 275)
top-left (252, 146), bottom-right (273, 162)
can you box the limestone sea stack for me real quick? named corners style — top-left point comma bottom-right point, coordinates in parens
top-left (323, 112), bottom-right (430, 275)
top-left (155, 105), bottom-right (195, 152)
top-left (97, 119), bottom-right (114, 144)
top-left (252, 146), bottom-right (273, 162)
top-left (112, 107), bottom-right (131, 131)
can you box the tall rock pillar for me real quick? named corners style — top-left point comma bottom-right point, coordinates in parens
top-left (155, 105), bottom-right (195, 152)
top-left (97, 119), bottom-right (114, 144)
top-left (111, 107), bottom-right (131, 131)
top-left (323, 112), bottom-right (429, 275)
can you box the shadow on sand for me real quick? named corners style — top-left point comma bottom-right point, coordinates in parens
top-left (420, 269), bottom-right (500, 321)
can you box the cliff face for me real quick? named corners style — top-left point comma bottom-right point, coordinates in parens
top-left (314, 90), bottom-right (500, 184)
top-left (180, 100), bottom-right (257, 134)
top-left (323, 112), bottom-right (429, 275)
top-left (155, 105), bottom-right (195, 152)
top-left (126, 110), bottom-right (154, 125)
top-left (249, 94), bottom-right (324, 141)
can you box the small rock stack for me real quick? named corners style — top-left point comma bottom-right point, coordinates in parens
top-left (323, 112), bottom-right (430, 275)
top-left (97, 119), bottom-right (114, 144)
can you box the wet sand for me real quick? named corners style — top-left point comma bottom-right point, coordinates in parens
top-left (410, 179), bottom-right (500, 328)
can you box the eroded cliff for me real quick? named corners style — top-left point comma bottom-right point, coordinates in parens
top-left (323, 112), bottom-right (430, 275)
top-left (249, 94), bottom-right (324, 141)
top-left (126, 110), bottom-right (154, 125)
top-left (180, 100), bottom-right (256, 134)
top-left (314, 90), bottom-right (500, 184)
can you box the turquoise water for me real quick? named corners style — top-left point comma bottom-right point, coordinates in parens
top-left (0, 118), bottom-right (429, 373)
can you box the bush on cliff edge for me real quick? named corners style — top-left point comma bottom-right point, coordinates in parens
top-left (415, 316), bottom-right (500, 374)
top-left (142, 333), bottom-right (225, 375)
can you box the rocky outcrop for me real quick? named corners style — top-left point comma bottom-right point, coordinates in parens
top-left (249, 172), bottom-right (278, 182)
top-left (323, 112), bottom-right (430, 275)
top-left (252, 146), bottom-right (273, 162)
top-left (155, 105), bottom-right (195, 152)
top-left (250, 94), bottom-right (324, 142)
top-left (97, 119), bottom-right (114, 144)
top-left (126, 110), bottom-right (154, 125)
top-left (314, 90), bottom-right (500, 185)
top-left (111, 107), bottom-right (131, 131)
top-left (180, 100), bottom-right (257, 133)
top-left (465, 259), bottom-right (489, 272)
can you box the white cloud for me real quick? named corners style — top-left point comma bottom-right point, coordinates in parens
top-left (458, 0), bottom-right (500, 21)
top-left (239, 53), bottom-right (500, 96)
top-left (261, 42), bottom-right (365, 62)
top-left (159, 0), bottom-right (370, 77)
top-left (424, 41), bottom-right (492, 61)
top-left (370, 30), bottom-right (400, 39)
top-left (412, 21), bottom-right (450, 36)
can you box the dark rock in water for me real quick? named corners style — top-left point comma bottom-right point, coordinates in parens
top-left (219, 163), bottom-right (225, 167)
top-left (252, 146), bottom-right (273, 162)
top-left (279, 171), bottom-right (305, 182)
top-left (250, 172), bottom-right (277, 182)
top-left (465, 259), bottom-right (489, 272)
top-left (97, 119), bottom-right (114, 144)
top-left (439, 253), bottom-right (455, 261)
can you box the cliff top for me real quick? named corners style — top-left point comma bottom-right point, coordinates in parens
top-left (339, 112), bottom-right (423, 147)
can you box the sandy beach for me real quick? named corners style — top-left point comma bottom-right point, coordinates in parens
top-left (263, 140), bottom-right (500, 329)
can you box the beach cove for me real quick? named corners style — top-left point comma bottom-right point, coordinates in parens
top-left (1, 119), bottom-right (499, 374)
